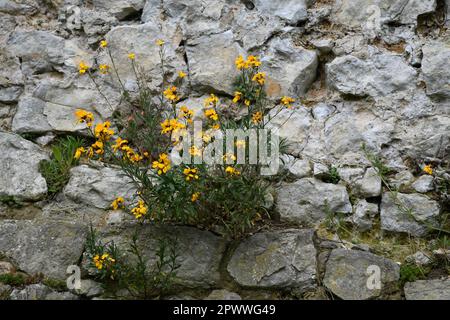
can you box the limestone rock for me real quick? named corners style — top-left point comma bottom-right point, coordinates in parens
top-left (323, 248), bottom-right (400, 300)
top-left (186, 30), bottom-right (245, 95)
top-left (352, 199), bottom-right (379, 232)
top-left (64, 165), bottom-right (137, 210)
top-left (266, 107), bottom-right (312, 155)
top-left (332, 0), bottom-right (437, 28)
top-left (96, 224), bottom-right (227, 288)
top-left (0, 132), bottom-right (48, 200)
top-left (421, 40), bottom-right (450, 98)
top-left (261, 37), bottom-right (318, 98)
top-left (405, 251), bottom-right (431, 266)
top-left (103, 22), bottom-right (185, 90)
top-left (326, 53), bottom-right (417, 97)
top-left (357, 167), bottom-right (382, 198)
top-left (0, 219), bottom-right (87, 279)
top-left (253, 0), bottom-right (311, 24)
top-left (404, 279), bottom-right (450, 300)
top-left (75, 280), bottom-right (104, 298)
top-left (380, 192), bottom-right (440, 237)
top-left (277, 178), bottom-right (352, 224)
top-left (411, 175), bottom-right (434, 193)
top-left (10, 284), bottom-right (78, 300)
top-left (92, 0), bottom-right (145, 20)
top-left (227, 229), bottom-right (316, 290)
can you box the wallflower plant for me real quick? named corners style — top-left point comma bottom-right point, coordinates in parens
top-left (75, 40), bottom-right (296, 239)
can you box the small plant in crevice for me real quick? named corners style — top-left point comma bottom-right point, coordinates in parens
top-left (0, 273), bottom-right (27, 287)
top-left (324, 166), bottom-right (340, 184)
top-left (85, 225), bottom-right (180, 299)
top-left (399, 263), bottom-right (429, 286)
top-left (39, 136), bottom-right (85, 196)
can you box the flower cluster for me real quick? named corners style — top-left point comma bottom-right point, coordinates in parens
top-left (131, 199), bottom-right (148, 219)
top-left (93, 253), bottom-right (116, 271)
top-left (152, 153), bottom-right (171, 175)
top-left (163, 86), bottom-right (180, 102)
top-left (423, 164), bottom-right (433, 175)
top-left (183, 167), bottom-right (199, 181)
top-left (161, 118), bottom-right (186, 135)
top-left (235, 55), bottom-right (261, 70)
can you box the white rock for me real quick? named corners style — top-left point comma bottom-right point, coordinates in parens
top-left (262, 37), bottom-right (318, 98)
top-left (277, 178), bottom-right (352, 224)
top-left (64, 165), bottom-right (137, 209)
top-left (186, 30), bottom-right (244, 95)
top-left (0, 132), bottom-right (49, 200)
top-left (326, 53), bottom-right (417, 97)
top-left (411, 175), bottom-right (434, 193)
top-left (380, 192), bottom-right (440, 237)
top-left (352, 199), bottom-right (378, 232)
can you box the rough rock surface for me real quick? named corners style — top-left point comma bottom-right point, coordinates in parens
top-left (276, 178), bottom-right (352, 224)
top-left (380, 192), bottom-right (440, 237)
top-left (0, 132), bottom-right (48, 200)
top-left (0, 219), bottom-right (87, 279)
top-left (404, 279), bottom-right (450, 300)
top-left (0, 0), bottom-right (448, 300)
top-left (97, 224), bottom-right (227, 288)
top-left (227, 229), bottom-right (316, 290)
top-left (326, 53), bottom-right (417, 98)
top-left (64, 165), bottom-right (137, 209)
top-left (323, 248), bottom-right (400, 300)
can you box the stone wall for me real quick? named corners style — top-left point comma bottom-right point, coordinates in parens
top-left (0, 0), bottom-right (449, 300)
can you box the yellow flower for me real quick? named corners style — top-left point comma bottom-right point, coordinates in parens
top-left (179, 106), bottom-right (194, 123)
top-left (99, 64), bottom-right (110, 74)
top-left (252, 111), bottom-right (263, 124)
top-left (225, 166), bottom-right (240, 176)
top-left (156, 39), bottom-right (165, 46)
top-left (183, 167), bottom-right (199, 181)
top-left (189, 146), bottom-right (202, 157)
top-left (111, 197), bottom-right (125, 210)
top-left (191, 192), bottom-right (200, 202)
top-left (93, 253), bottom-right (115, 270)
top-left (163, 86), bottom-right (180, 102)
top-left (204, 94), bottom-right (219, 107)
top-left (236, 140), bottom-right (245, 148)
top-left (223, 153), bottom-right (237, 163)
top-left (246, 55), bottom-right (261, 67)
top-left (75, 109), bottom-right (94, 127)
top-left (252, 72), bottom-right (265, 85)
top-left (232, 91), bottom-right (242, 103)
top-left (204, 109), bottom-right (219, 121)
top-left (74, 147), bottom-right (85, 160)
top-left (202, 132), bottom-right (212, 143)
top-left (91, 140), bottom-right (104, 155)
top-left (78, 61), bottom-right (89, 74)
top-left (152, 153), bottom-right (171, 175)
top-left (128, 151), bottom-right (143, 163)
top-left (94, 121), bottom-right (114, 141)
top-left (211, 123), bottom-right (220, 130)
top-left (112, 137), bottom-right (128, 152)
top-left (281, 96), bottom-right (295, 108)
top-left (423, 164), bottom-right (433, 175)
top-left (128, 53), bottom-right (135, 60)
top-left (244, 99), bottom-right (251, 107)
top-left (131, 199), bottom-right (148, 219)
top-left (161, 118), bottom-right (186, 135)
top-left (100, 40), bottom-right (108, 48)
top-left (235, 55), bottom-right (247, 70)
top-left (178, 71), bottom-right (187, 78)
